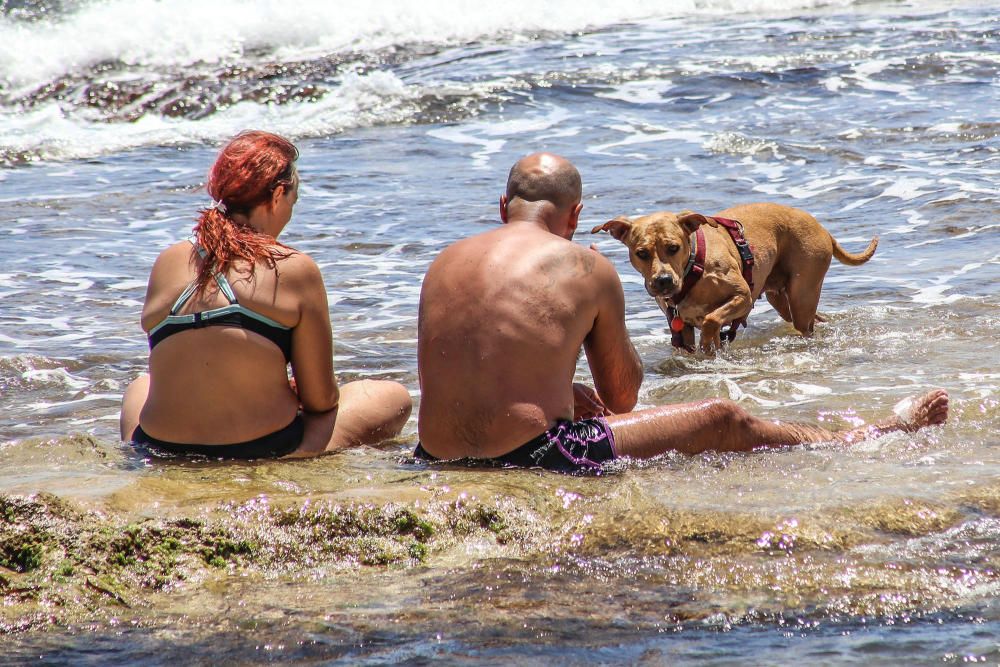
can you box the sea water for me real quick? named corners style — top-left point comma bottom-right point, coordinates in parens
top-left (0, 0), bottom-right (998, 663)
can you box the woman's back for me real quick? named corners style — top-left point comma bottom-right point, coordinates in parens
top-left (138, 240), bottom-right (303, 443)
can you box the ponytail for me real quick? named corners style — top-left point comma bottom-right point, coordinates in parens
top-left (192, 130), bottom-right (299, 293)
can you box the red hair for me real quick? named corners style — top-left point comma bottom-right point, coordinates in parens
top-left (193, 130), bottom-right (299, 292)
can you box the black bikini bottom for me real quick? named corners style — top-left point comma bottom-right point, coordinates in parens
top-left (131, 416), bottom-right (304, 460)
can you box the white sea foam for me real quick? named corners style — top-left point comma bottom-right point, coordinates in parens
top-left (427, 106), bottom-right (573, 167)
top-left (878, 177), bottom-right (937, 201)
top-left (910, 285), bottom-right (963, 305)
top-left (107, 279), bottom-right (148, 291)
top-left (704, 131), bottom-right (782, 159)
top-left (595, 80), bottom-right (676, 104)
top-left (848, 59), bottom-right (914, 95)
top-left (780, 173), bottom-right (866, 200)
top-left (0, 0), bottom-right (893, 91)
top-left (21, 368), bottom-right (90, 391)
top-left (0, 69), bottom-right (416, 162)
top-left (589, 123), bottom-right (707, 157)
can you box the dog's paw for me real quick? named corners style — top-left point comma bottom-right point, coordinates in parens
top-left (698, 335), bottom-right (723, 355)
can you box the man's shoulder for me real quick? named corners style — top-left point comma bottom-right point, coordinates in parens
top-left (435, 226), bottom-right (495, 253)
top-left (430, 227), bottom-right (514, 268)
top-left (429, 227), bottom-right (619, 286)
top-left (547, 238), bottom-right (619, 281)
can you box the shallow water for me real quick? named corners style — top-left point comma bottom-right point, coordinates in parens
top-left (1, 0), bottom-right (999, 662)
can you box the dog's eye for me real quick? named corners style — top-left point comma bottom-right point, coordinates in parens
top-left (667, 244), bottom-right (680, 254)
top-left (635, 249), bottom-right (651, 260)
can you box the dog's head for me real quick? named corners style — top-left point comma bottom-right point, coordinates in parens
top-left (591, 211), bottom-right (716, 299)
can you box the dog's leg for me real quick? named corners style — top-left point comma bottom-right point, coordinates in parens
top-left (786, 276), bottom-right (825, 334)
top-left (699, 293), bottom-right (753, 353)
top-left (764, 290), bottom-right (793, 322)
top-left (699, 320), bottom-right (724, 353)
top-left (682, 325), bottom-right (696, 351)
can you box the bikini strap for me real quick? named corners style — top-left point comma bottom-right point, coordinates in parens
top-left (192, 240), bottom-right (239, 303)
top-left (168, 282), bottom-right (199, 315)
top-left (169, 240), bottom-right (239, 314)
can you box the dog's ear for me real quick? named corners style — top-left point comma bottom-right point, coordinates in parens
top-left (590, 216), bottom-right (632, 242)
top-left (677, 211), bottom-right (712, 234)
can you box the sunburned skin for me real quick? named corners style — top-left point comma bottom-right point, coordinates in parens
top-left (606, 389), bottom-right (950, 458)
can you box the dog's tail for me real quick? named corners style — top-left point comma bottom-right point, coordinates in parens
top-left (831, 235), bottom-right (878, 266)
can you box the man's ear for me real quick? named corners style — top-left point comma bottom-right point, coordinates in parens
top-left (590, 216), bottom-right (632, 242)
top-left (499, 194), bottom-right (509, 224)
top-left (566, 202), bottom-right (583, 235)
top-left (677, 210), bottom-right (712, 234)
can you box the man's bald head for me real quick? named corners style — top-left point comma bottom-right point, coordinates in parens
top-left (505, 153), bottom-right (582, 211)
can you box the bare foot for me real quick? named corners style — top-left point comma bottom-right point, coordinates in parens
top-left (892, 389), bottom-right (949, 431)
top-left (837, 389), bottom-right (949, 444)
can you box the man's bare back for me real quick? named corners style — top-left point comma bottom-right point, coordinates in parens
top-left (418, 154), bottom-right (642, 459)
top-left (416, 153), bottom-right (948, 471)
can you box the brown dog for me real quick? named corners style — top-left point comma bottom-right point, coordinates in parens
top-left (591, 203), bottom-right (878, 353)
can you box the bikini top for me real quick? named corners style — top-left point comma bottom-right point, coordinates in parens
top-left (147, 243), bottom-right (293, 363)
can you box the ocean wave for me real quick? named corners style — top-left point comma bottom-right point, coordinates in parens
top-left (0, 0), bottom-right (990, 165)
top-left (0, 0), bottom-right (882, 91)
top-left (0, 69), bottom-right (419, 164)
top-left (8, 0), bottom-right (977, 97)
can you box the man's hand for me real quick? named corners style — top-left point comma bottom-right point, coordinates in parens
top-left (573, 382), bottom-right (612, 420)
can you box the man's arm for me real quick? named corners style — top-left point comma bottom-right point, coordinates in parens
top-left (573, 382), bottom-right (610, 419)
top-left (583, 254), bottom-right (643, 414)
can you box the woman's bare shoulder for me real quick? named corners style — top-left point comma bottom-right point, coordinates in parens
top-left (276, 248), bottom-right (323, 286)
top-left (149, 240), bottom-right (197, 274)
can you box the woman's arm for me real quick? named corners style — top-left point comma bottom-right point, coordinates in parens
top-left (139, 241), bottom-right (198, 333)
top-left (286, 253), bottom-right (340, 413)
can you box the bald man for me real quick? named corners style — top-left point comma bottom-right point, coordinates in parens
top-left (415, 153), bottom-right (948, 473)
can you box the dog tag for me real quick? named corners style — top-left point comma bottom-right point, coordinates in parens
top-left (671, 317), bottom-right (685, 333)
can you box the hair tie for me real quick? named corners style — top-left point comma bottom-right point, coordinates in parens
top-left (208, 199), bottom-right (228, 215)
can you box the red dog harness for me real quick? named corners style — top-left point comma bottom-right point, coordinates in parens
top-left (666, 217), bottom-right (755, 350)
top-left (665, 228), bottom-right (705, 351)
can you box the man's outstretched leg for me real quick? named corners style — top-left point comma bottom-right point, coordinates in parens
top-left (607, 389), bottom-right (948, 459)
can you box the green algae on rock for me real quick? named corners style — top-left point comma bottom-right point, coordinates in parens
top-left (0, 492), bottom-right (538, 633)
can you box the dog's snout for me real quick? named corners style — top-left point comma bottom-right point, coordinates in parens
top-left (651, 274), bottom-right (675, 293)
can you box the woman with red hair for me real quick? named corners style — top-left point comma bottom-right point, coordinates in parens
top-left (120, 130), bottom-right (412, 458)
